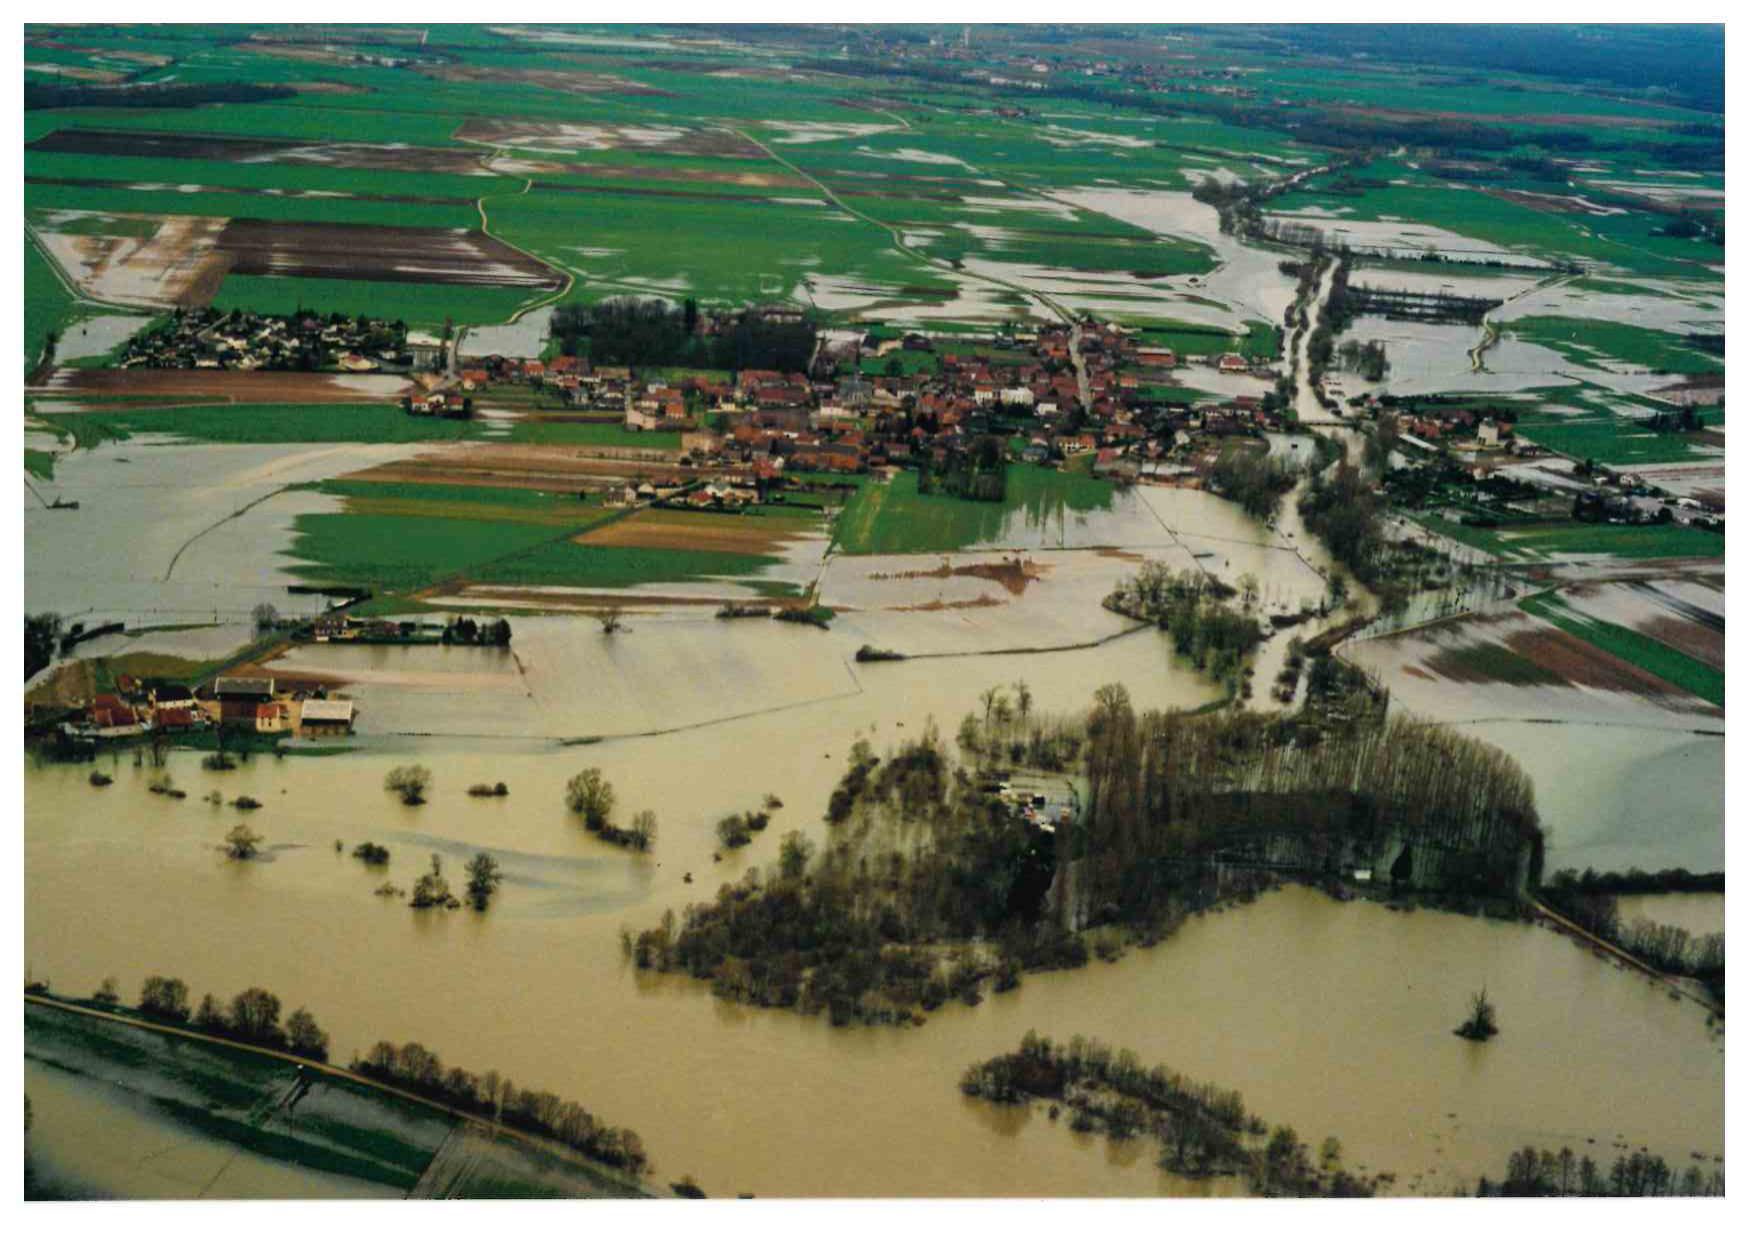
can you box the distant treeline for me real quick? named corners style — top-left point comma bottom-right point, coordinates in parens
top-left (550, 298), bottom-right (815, 373)
top-left (25, 81), bottom-right (295, 110)
top-left (353, 1039), bottom-right (649, 1176)
top-left (1540, 870), bottom-right (1723, 999)
top-left (1480, 1145), bottom-right (1722, 1198)
top-left (1545, 867), bottom-right (1723, 896)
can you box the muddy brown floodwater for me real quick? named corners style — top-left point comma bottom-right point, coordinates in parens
top-left (24, 626), bottom-right (1723, 1197)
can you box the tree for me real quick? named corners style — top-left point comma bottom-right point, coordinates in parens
top-left (465, 852), bottom-right (503, 910)
top-left (228, 987), bottom-right (284, 1045)
top-left (626, 810), bottom-right (657, 852)
top-left (25, 613), bottom-right (62, 680)
top-left (139, 975), bottom-right (191, 1022)
top-left (385, 764), bottom-right (431, 806)
top-left (251, 602), bottom-right (280, 634)
top-left (224, 823), bottom-right (264, 860)
top-left (565, 768), bottom-right (616, 832)
top-left (194, 993), bottom-right (224, 1031)
top-left (599, 607), bottom-right (624, 635)
top-left (93, 976), bottom-right (119, 1005)
top-left (778, 831), bottom-right (815, 880)
top-left (1455, 986), bottom-right (1499, 1041)
top-left (1013, 680), bottom-right (1033, 722)
top-left (285, 1008), bottom-right (330, 1061)
top-left (411, 853), bottom-right (455, 909)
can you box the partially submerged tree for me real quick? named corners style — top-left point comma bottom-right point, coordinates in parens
top-left (625, 810), bottom-right (657, 852)
top-left (411, 853), bottom-right (458, 910)
top-left (224, 823), bottom-right (264, 861)
top-left (1455, 987), bottom-right (1499, 1042)
top-left (565, 768), bottom-right (616, 832)
top-left (465, 852), bottom-right (503, 911)
top-left (385, 764), bottom-right (432, 806)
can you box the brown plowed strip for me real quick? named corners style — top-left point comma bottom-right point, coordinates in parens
top-left (38, 368), bottom-right (408, 404)
top-left (1503, 626), bottom-right (1704, 698)
top-left (575, 509), bottom-right (816, 556)
top-left (868, 557), bottom-right (1045, 596)
top-left (1639, 615), bottom-right (1724, 670)
top-left (216, 218), bottom-right (561, 288)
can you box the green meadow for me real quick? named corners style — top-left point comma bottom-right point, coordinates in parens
top-left (833, 463), bottom-right (1114, 555)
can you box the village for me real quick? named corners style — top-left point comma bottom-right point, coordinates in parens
top-left (117, 306), bottom-right (418, 373)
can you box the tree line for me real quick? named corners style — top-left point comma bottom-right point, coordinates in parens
top-left (1479, 1145), bottom-right (1722, 1197)
top-left (1078, 687), bottom-right (1542, 927)
top-left (118, 973), bottom-right (330, 1061)
top-left (961, 1032), bottom-right (1375, 1196)
top-left (550, 298), bottom-right (815, 373)
top-left (351, 1039), bottom-right (648, 1176)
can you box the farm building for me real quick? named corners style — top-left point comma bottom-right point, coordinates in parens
top-left (298, 698), bottom-right (356, 737)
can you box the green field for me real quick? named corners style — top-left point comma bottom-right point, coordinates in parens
top-left (1508, 316), bottom-right (1722, 375)
top-left (25, 234), bottom-right (80, 369)
top-left (30, 403), bottom-right (478, 451)
top-left (287, 481), bottom-right (616, 592)
top-left (213, 275), bottom-right (539, 329)
top-left (1520, 591), bottom-right (1724, 706)
top-left (473, 542), bottom-right (787, 593)
top-left (1513, 408), bottom-right (1716, 466)
top-left (1418, 513), bottom-right (1724, 561)
top-left (833, 463), bottom-right (1115, 555)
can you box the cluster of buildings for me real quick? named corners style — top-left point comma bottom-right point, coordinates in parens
top-left (447, 318), bottom-right (1283, 491)
top-left (120, 308), bottom-right (411, 373)
top-left (60, 675), bottom-right (355, 742)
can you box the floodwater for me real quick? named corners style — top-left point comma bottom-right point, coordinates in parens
top-left (24, 438), bottom-right (408, 630)
top-left (24, 737), bottom-right (1724, 1200)
top-left (25, 613), bottom-right (1724, 1197)
top-left (1614, 893), bottom-right (1725, 938)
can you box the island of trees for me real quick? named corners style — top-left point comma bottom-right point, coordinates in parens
top-left (628, 686), bottom-right (1544, 1026)
top-left (961, 1032), bottom-right (1377, 1196)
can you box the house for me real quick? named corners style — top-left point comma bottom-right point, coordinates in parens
top-left (153, 707), bottom-right (199, 732)
top-left (87, 694), bottom-right (140, 733)
top-left (298, 698), bottom-right (356, 737)
top-left (150, 685), bottom-right (195, 712)
top-left (214, 677), bottom-right (275, 702)
top-left (1217, 353), bottom-right (1250, 374)
top-left (682, 430), bottom-right (725, 458)
top-left (406, 331), bottom-right (444, 369)
top-left (253, 702), bottom-right (291, 734)
top-left (460, 369), bottom-right (489, 391)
